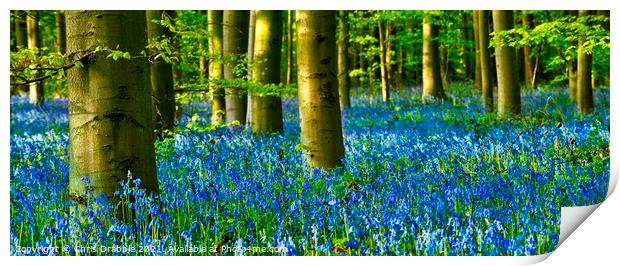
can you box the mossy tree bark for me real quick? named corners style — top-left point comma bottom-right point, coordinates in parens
top-left (473, 10), bottom-right (482, 91)
top-left (297, 10), bottom-right (345, 169)
top-left (27, 11), bottom-right (44, 105)
top-left (223, 10), bottom-right (250, 125)
top-left (478, 10), bottom-right (493, 112)
top-left (493, 10), bottom-right (521, 116)
top-left (422, 15), bottom-right (446, 100)
top-left (147, 10), bottom-right (176, 135)
top-left (337, 10), bottom-right (351, 108)
top-left (66, 10), bottom-right (158, 204)
top-left (250, 10), bottom-right (283, 134)
top-left (208, 10), bottom-right (225, 125)
top-left (576, 10), bottom-right (594, 114)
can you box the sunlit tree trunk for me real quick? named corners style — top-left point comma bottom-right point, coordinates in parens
top-left (198, 11), bottom-right (208, 90)
top-left (250, 10), bottom-right (283, 134)
top-left (55, 11), bottom-right (66, 55)
top-left (27, 11), bottom-right (44, 105)
top-left (286, 10), bottom-right (295, 85)
top-left (478, 10), bottom-right (493, 112)
top-left (422, 15), bottom-right (446, 100)
top-left (246, 10), bottom-right (256, 127)
top-left (378, 20), bottom-right (390, 102)
top-left (66, 10), bottom-right (158, 204)
top-left (147, 10), bottom-right (176, 135)
top-left (473, 10), bottom-right (482, 91)
top-left (338, 11), bottom-right (351, 108)
top-left (208, 10), bottom-right (225, 125)
top-left (493, 10), bottom-right (520, 116)
top-left (15, 11), bottom-right (28, 49)
top-left (223, 10), bottom-right (250, 125)
top-left (577, 10), bottom-right (594, 114)
top-left (297, 10), bottom-right (345, 169)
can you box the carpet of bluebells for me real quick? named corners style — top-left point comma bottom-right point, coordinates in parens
top-left (10, 84), bottom-right (609, 256)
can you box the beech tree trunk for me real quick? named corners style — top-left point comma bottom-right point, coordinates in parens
top-left (286, 10), bottom-right (295, 85)
top-left (27, 11), bottom-right (44, 105)
top-left (146, 10), bottom-right (176, 134)
top-left (208, 10), bottom-right (225, 125)
top-left (250, 10), bottom-right (283, 134)
top-left (296, 10), bottom-right (345, 169)
top-left (522, 12), bottom-right (535, 88)
top-left (493, 10), bottom-right (521, 116)
top-left (478, 10), bottom-right (493, 112)
top-left (66, 10), bottom-right (158, 204)
top-left (338, 11), bottom-right (351, 108)
top-left (473, 10), bottom-right (482, 91)
top-left (55, 11), bottom-right (66, 55)
top-left (223, 10), bottom-right (250, 125)
top-left (422, 15), bottom-right (446, 100)
top-left (577, 10), bottom-right (594, 114)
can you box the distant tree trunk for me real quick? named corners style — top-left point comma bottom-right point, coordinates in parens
top-left (462, 11), bottom-right (474, 80)
top-left (297, 10), bottom-right (345, 169)
top-left (208, 11), bottom-right (225, 125)
top-left (286, 10), bottom-right (295, 85)
top-left (168, 11), bottom-right (183, 87)
top-left (146, 10), bottom-right (176, 134)
top-left (522, 12), bottom-right (535, 88)
top-left (568, 61), bottom-right (578, 101)
top-left (66, 10), bottom-right (158, 205)
top-left (246, 10), bottom-right (256, 127)
top-left (27, 11), bottom-right (44, 105)
top-left (478, 10), bottom-right (493, 112)
top-left (577, 10), bottom-right (594, 114)
top-left (439, 45), bottom-right (449, 87)
top-left (422, 15), bottom-right (446, 100)
top-left (493, 10), bottom-right (520, 116)
top-left (250, 10), bottom-right (283, 134)
top-left (378, 21), bottom-right (390, 102)
top-left (396, 45), bottom-right (404, 89)
top-left (223, 10), bottom-right (250, 125)
top-left (198, 11), bottom-right (208, 89)
top-left (337, 11), bottom-right (351, 108)
top-left (55, 11), bottom-right (67, 55)
top-left (12, 11), bottom-right (28, 95)
top-left (473, 10), bottom-right (482, 91)
top-left (15, 11), bottom-right (28, 49)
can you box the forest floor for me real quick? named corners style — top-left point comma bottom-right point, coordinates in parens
top-left (10, 84), bottom-right (610, 256)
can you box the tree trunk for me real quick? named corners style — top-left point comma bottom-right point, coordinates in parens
top-left (297, 10), bottom-right (345, 169)
top-left (493, 10), bottom-right (521, 116)
top-left (478, 10), bottom-right (493, 112)
top-left (246, 10), bottom-right (256, 127)
top-left (568, 61), bottom-right (578, 101)
top-left (55, 11), bottom-right (67, 55)
top-left (338, 11), bottom-right (351, 108)
top-left (577, 10), bottom-right (594, 114)
top-left (473, 10), bottom-right (482, 91)
top-left (223, 10), bottom-right (250, 125)
top-left (208, 10), bottom-right (225, 125)
top-left (15, 11), bottom-right (28, 48)
top-left (66, 10), bottom-right (158, 205)
top-left (27, 11), bottom-right (44, 105)
top-left (198, 11), bottom-right (208, 90)
top-left (146, 10), bottom-right (176, 135)
top-left (250, 10), bottom-right (283, 134)
top-left (286, 10), bottom-right (295, 85)
top-left (462, 11), bottom-right (474, 80)
top-left (378, 21), bottom-right (390, 102)
top-left (422, 15), bottom-right (446, 100)
top-left (522, 12), bottom-right (535, 88)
